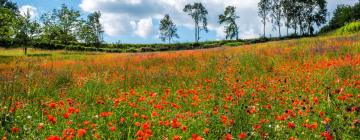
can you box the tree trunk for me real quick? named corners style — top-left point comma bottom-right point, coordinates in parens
top-left (263, 22), bottom-right (266, 38)
top-left (278, 24), bottom-right (281, 38)
top-left (286, 25), bottom-right (289, 37)
top-left (24, 47), bottom-right (27, 55)
top-left (195, 23), bottom-right (197, 43)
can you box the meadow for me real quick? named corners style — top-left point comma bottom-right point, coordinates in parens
top-left (1, 33), bottom-right (360, 140)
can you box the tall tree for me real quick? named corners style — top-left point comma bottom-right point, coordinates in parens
top-left (270, 0), bottom-right (283, 37)
top-left (0, 0), bottom-right (18, 40)
top-left (183, 3), bottom-right (208, 43)
top-left (159, 14), bottom-right (179, 44)
top-left (80, 11), bottom-right (104, 47)
top-left (302, 0), bottom-right (327, 35)
top-left (16, 9), bottom-right (40, 55)
top-left (281, 0), bottom-right (294, 36)
top-left (40, 4), bottom-right (81, 44)
top-left (219, 6), bottom-right (239, 40)
top-left (258, 0), bottom-right (272, 37)
top-left (0, 0), bottom-right (18, 12)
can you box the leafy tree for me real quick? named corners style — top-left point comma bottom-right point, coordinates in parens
top-left (0, 8), bottom-right (17, 40)
top-left (183, 3), bottom-right (208, 43)
top-left (16, 9), bottom-right (40, 55)
top-left (0, 0), bottom-right (18, 40)
top-left (219, 6), bottom-right (239, 40)
top-left (271, 0), bottom-right (283, 37)
top-left (159, 14), bottom-right (179, 44)
top-left (281, 0), bottom-right (295, 36)
top-left (80, 11), bottom-right (104, 47)
top-left (258, 0), bottom-right (272, 37)
top-left (302, 0), bottom-right (327, 35)
top-left (40, 4), bottom-right (81, 44)
top-left (0, 0), bottom-right (18, 12)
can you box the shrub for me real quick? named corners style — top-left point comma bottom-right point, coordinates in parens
top-left (336, 22), bottom-right (360, 35)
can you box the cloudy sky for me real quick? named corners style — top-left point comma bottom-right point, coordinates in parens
top-left (14, 0), bottom-right (358, 43)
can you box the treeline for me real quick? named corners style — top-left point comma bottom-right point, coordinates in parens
top-left (1, 0), bottom-right (357, 54)
top-left (1, 1), bottom-right (103, 54)
top-left (258, 0), bottom-right (328, 37)
top-left (320, 1), bottom-right (360, 33)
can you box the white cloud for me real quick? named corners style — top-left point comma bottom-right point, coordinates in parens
top-left (19, 5), bottom-right (38, 19)
top-left (134, 18), bottom-right (153, 38)
top-left (79, 0), bottom-right (357, 40)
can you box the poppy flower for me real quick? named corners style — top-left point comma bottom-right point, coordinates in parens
top-left (203, 128), bottom-right (209, 135)
top-left (224, 133), bottom-right (233, 140)
top-left (238, 132), bottom-right (247, 139)
top-left (46, 136), bottom-right (60, 140)
top-left (47, 115), bottom-right (56, 124)
top-left (173, 135), bottom-right (181, 140)
top-left (77, 129), bottom-right (86, 138)
top-left (100, 112), bottom-right (113, 117)
top-left (109, 126), bottom-right (116, 132)
top-left (288, 122), bottom-right (296, 129)
top-left (11, 127), bottom-right (19, 133)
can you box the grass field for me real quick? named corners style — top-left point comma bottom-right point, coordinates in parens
top-left (1, 34), bottom-right (360, 140)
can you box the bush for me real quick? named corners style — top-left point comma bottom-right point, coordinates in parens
top-left (336, 22), bottom-right (360, 35)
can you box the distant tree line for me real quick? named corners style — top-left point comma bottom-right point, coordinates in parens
top-left (320, 0), bottom-right (360, 33)
top-left (0, 1), bottom-right (103, 54)
top-left (258, 0), bottom-right (328, 37)
top-left (3, 0), bottom-right (357, 54)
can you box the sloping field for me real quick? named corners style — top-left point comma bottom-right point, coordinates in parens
top-left (1, 34), bottom-right (360, 139)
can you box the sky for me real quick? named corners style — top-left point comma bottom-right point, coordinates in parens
top-left (13, 0), bottom-right (358, 44)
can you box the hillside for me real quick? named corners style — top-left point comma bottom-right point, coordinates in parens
top-left (1, 33), bottom-right (360, 139)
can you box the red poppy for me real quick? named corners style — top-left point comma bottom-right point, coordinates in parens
top-left (109, 126), bottom-right (116, 132)
top-left (238, 132), bottom-right (247, 139)
top-left (100, 112), bottom-right (113, 117)
top-left (47, 115), bottom-right (56, 124)
top-left (46, 136), bottom-right (60, 140)
top-left (203, 128), bottom-right (209, 135)
top-left (321, 131), bottom-right (333, 140)
top-left (77, 129), bottom-right (86, 138)
top-left (63, 113), bottom-right (70, 119)
top-left (173, 135), bottom-right (181, 140)
top-left (11, 127), bottom-right (19, 133)
top-left (288, 122), bottom-right (296, 129)
top-left (224, 133), bottom-right (233, 140)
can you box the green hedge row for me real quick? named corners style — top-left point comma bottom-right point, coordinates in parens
top-left (0, 36), bottom-right (305, 53)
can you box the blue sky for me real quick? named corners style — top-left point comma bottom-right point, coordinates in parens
top-left (14, 0), bottom-right (358, 44)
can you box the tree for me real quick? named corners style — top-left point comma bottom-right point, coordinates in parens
top-left (16, 9), bottom-right (40, 55)
top-left (270, 0), bottom-right (283, 37)
top-left (302, 0), bottom-right (327, 35)
top-left (183, 3), bottom-right (208, 43)
top-left (159, 14), bottom-right (179, 44)
top-left (40, 4), bottom-right (81, 44)
top-left (281, 0), bottom-right (295, 36)
top-left (0, 0), bottom-right (18, 40)
top-left (80, 11), bottom-right (104, 47)
top-left (258, 0), bottom-right (272, 37)
top-left (219, 6), bottom-right (239, 40)
top-left (0, 0), bottom-right (18, 12)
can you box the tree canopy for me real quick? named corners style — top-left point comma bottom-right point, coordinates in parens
top-left (219, 6), bottom-right (239, 40)
top-left (183, 3), bottom-right (208, 43)
top-left (159, 14), bottom-right (179, 44)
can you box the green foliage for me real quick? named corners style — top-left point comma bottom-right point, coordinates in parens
top-left (183, 3), bottom-right (208, 43)
top-left (224, 42), bottom-right (244, 47)
top-left (336, 22), bottom-right (360, 35)
top-left (258, 0), bottom-right (271, 37)
top-left (320, 1), bottom-right (360, 34)
top-left (79, 11), bottom-right (104, 47)
top-left (219, 6), bottom-right (239, 40)
top-left (40, 4), bottom-right (81, 44)
top-left (0, 8), bottom-right (17, 39)
top-left (159, 14), bottom-right (179, 44)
